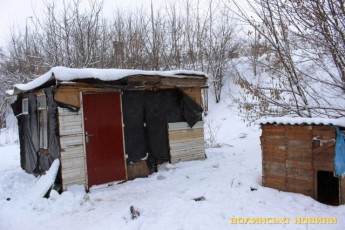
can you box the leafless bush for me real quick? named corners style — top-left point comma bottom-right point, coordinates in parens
top-left (204, 120), bottom-right (221, 148)
top-left (230, 0), bottom-right (345, 121)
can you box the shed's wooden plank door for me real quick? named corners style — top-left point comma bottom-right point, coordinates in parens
top-left (83, 92), bottom-right (126, 188)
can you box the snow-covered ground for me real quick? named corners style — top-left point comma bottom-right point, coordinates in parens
top-left (1, 79), bottom-right (345, 230)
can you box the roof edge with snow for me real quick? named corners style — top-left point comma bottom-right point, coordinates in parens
top-left (257, 117), bottom-right (345, 128)
top-left (6, 66), bottom-right (208, 96)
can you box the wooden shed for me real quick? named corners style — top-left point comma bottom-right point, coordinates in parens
top-left (7, 67), bottom-right (208, 191)
top-left (259, 117), bottom-right (345, 205)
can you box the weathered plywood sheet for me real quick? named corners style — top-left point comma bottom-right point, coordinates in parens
top-left (55, 86), bottom-right (81, 107)
top-left (180, 87), bottom-right (202, 106)
top-left (168, 121), bottom-right (205, 164)
top-left (58, 107), bottom-right (87, 190)
top-left (54, 85), bottom-right (117, 107)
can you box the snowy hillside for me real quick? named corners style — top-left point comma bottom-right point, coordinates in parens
top-left (1, 79), bottom-right (345, 230)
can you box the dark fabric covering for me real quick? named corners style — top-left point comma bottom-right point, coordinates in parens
top-left (144, 90), bottom-right (184, 161)
top-left (122, 89), bottom-right (202, 164)
top-left (13, 93), bottom-right (39, 174)
top-left (122, 91), bottom-right (148, 163)
top-left (11, 97), bottom-right (22, 116)
top-left (178, 90), bottom-right (203, 127)
top-left (11, 87), bottom-right (60, 175)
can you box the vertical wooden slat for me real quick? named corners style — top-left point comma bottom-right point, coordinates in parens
top-left (340, 176), bottom-right (345, 204)
top-left (261, 125), bottom-right (287, 191)
top-left (58, 107), bottom-right (87, 191)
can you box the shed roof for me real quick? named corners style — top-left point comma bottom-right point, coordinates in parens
top-left (257, 117), bottom-right (345, 128)
top-left (6, 67), bottom-right (207, 95)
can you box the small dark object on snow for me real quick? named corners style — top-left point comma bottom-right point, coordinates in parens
top-left (193, 196), bottom-right (206, 201)
top-left (130, 206), bottom-right (140, 219)
top-left (250, 187), bottom-right (258, 191)
top-left (6, 197), bottom-right (10, 201)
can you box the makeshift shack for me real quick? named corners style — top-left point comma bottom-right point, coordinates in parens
top-left (7, 67), bottom-right (208, 191)
top-left (259, 117), bottom-right (345, 206)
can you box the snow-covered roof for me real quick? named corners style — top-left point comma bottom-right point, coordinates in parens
top-left (257, 117), bottom-right (345, 128)
top-left (6, 66), bottom-right (207, 95)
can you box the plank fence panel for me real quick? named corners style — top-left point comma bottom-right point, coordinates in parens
top-left (168, 121), bottom-right (206, 163)
top-left (58, 107), bottom-right (87, 190)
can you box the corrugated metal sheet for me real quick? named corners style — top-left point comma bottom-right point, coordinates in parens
top-left (168, 121), bottom-right (206, 163)
top-left (257, 117), bottom-right (345, 127)
top-left (58, 107), bottom-right (87, 190)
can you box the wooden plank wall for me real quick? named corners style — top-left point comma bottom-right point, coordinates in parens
top-left (285, 126), bottom-right (313, 196)
top-left (168, 121), bottom-right (206, 163)
top-left (58, 107), bottom-right (87, 190)
top-left (261, 124), bottom-right (342, 202)
top-left (341, 177), bottom-right (345, 205)
top-left (261, 125), bottom-right (287, 191)
top-left (312, 126), bottom-right (336, 202)
top-left (312, 126), bottom-right (335, 171)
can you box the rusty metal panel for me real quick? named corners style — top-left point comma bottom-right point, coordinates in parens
top-left (168, 121), bottom-right (205, 163)
top-left (58, 107), bottom-right (87, 191)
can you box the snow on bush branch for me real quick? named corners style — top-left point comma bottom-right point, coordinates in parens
top-left (230, 0), bottom-right (345, 121)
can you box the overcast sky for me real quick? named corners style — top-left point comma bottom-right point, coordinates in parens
top-left (0, 0), bottom-right (169, 48)
top-left (0, 0), bottom-right (248, 49)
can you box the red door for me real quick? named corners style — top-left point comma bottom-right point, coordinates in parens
top-left (83, 92), bottom-right (127, 188)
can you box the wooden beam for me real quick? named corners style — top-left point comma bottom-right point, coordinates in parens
top-left (313, 141), bottom-right (335, 154)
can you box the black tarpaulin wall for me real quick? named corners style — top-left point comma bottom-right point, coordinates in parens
top-left (11, 87), bottom-right (60, 175)
top-left (122, 89), bottom-right (203, 164)
top-left (12, 93), bottom-right (39, 174)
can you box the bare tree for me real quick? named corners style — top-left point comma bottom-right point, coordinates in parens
top-left (286, 0), bottom-right (345, 88)
top-left (204, 2), bottom-right (240, 103)
top-left (0, 0), bottom-right (243, 120)
top-left (231, 0), bottom-right (345, 120)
